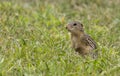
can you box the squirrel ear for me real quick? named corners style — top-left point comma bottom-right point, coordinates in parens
top-left (80, 23), bottom-right (84, 31)
top-left (81, 24), bottom-right (83, 27)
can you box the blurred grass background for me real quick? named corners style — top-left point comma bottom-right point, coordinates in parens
top-left (0, 0), bottom-right (120, 76)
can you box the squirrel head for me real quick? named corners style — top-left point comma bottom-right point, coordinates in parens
top-left (66, 21), bottom-right (84, 35)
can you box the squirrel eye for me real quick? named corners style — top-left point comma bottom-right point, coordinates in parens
top-left (73, 23), bottom-right (77, 26)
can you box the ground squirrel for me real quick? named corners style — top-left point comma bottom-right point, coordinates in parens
top-left (66, 21), bottom-right (97, 58)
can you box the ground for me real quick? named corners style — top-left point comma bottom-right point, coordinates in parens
top-left (0, 0), bottom-right (120, 76)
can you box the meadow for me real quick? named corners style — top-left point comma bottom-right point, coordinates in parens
top-left (0, 0), bottom-right (120, 76)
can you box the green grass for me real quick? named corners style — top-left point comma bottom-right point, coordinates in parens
top-left (0, 0), bottom-right (120, 76)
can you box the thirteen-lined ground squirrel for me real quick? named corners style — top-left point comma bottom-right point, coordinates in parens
top-left (66, 21), bottom-right (97, 58)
